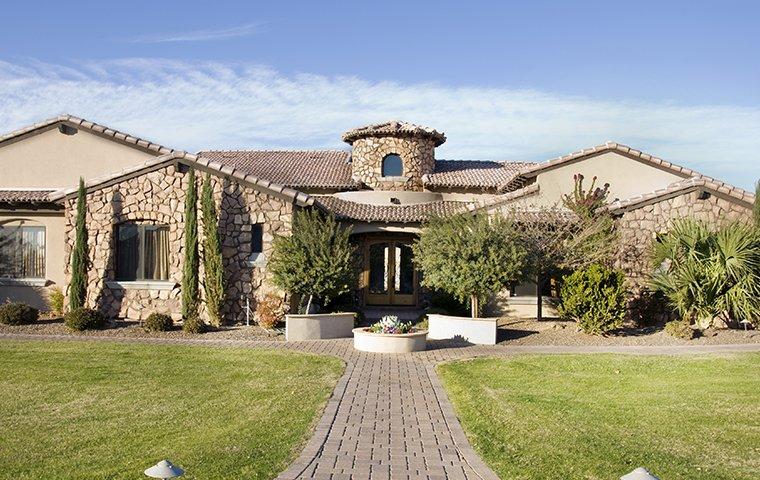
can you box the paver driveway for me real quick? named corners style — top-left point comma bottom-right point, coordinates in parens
top-left (2, 333), bottom-right (757, 480)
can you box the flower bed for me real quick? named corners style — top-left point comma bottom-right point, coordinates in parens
top-left (353, 316), bottom-right (428, 353)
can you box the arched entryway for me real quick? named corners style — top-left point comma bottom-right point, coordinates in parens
top-left (356, 233), bottom-right (419, 306)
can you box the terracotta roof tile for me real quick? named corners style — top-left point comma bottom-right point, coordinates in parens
top-left (0, 189), bottom-right (56, 203)
top-left (315, 196), bottom-right (471, 223)
top-left (198, 150), bottom-right (359, 190)
top-left (342, 121), bottom-right (446, 146)
top-left (424, 160), bottom-right (535, 190)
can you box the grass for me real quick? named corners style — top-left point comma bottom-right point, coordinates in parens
top-left (438, 353), bottom-right (760, 480)
top-left (0, 340), bottom-right (344, 479)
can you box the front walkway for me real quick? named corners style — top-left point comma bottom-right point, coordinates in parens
top-left (2, 333), bottom-right (757, 480)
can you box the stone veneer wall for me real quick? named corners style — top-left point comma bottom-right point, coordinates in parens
top-left (350, 136), bottom-right (436, 191)
top-left (615, 189), bottom-right (750, 286)
top-left (63, 163), bottom-right (293, 322)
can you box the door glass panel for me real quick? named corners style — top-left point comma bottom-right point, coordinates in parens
top-left (369, 243), bottom-right (389, 294)
top-left (395, 243), bottom-right (414, 295)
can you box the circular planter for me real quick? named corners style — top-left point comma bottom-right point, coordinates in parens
top-left (352, 327), bottom-right (428, 353)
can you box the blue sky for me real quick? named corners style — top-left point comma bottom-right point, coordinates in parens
top-left (1, 0), bottom-right (759, 188)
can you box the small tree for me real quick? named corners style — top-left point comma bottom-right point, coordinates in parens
top-left (269, 209), bottom-right (356, 312)
top-left (181, 168), bottom-right (199, 319)
top-left (201, 174), bottom-right (225, 326)
top-left (69, 177), bottom-right (88, 311)
top-left (413, 213), bottom-right (527, 317)
top-left (559, 264), bottom-right (627, 334)
top-left (562, 174), bottom-right (610, 220)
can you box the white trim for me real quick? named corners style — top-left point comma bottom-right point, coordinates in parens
top-left (105, 280), bottom-right (176, 291)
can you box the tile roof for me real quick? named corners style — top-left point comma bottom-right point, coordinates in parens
top-left (197, 150), bottom-right (359, 190)
top-left (603, 177), bottom-right (755, 213)
top-left (48, 152), bottom-right (315, 207)
top-left (0, 189), bottom-right (56, 204)
top-left (341, 121), bottom-right (447, 146)
top-left (315, 196), bottom-right (471, 223)
top-left (423, 160), bottom-right (535, 190)
top-left (0, 114), bottom-right (175, 155)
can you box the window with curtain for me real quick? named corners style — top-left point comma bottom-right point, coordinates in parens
top-left (381, 154), bottom-right (403, 177)
top-left (115, 223), bottom-right (169, 281)
top-left (0, 224), bottom-right (46, 279)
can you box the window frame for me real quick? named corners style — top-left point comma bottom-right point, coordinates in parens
top-left (114, 222), bottom-right (170, 281)
top-left (0, 223), bottom-right (46, 280)
top-left (381, 154), bottom-right (404, 177)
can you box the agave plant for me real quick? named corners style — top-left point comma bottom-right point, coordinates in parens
top-left (649, 218), bottom-right (760, 328)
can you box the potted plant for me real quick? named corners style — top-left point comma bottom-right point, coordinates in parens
top-left (413, 213), bottom-right (527, 345)
top-left (269, 209), bottom-right (357, 341)
top-left (353, 315), bottom-right (428, 353)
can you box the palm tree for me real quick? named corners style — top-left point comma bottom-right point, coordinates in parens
top-left (649, 218), bottom-right (760, 328)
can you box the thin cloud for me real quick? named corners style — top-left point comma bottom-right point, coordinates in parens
top-left (127, 22), bottom-right (261, 43)
top-left (0, 58), bottom-right (758, 189)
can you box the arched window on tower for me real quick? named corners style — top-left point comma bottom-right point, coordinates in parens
top-left (381, 154), bottom-right (403, 177)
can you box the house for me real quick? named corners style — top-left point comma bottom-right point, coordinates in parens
top-left (0, 115), bottom-right (753, 321)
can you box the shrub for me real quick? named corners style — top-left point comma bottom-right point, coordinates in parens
top-left (201, 173), bottom-right (225, 326)
top-left (0, 302), bottom-right (39, 325)
top-left (64, 307), bottom-right (105, 331)
top-left (182, 315), bottom-right (207, 334)
top-left (665, 319), bottom-right (696, 340)
top-left (413, 213), bottom-right (526, 317)
top-left (559, 264), bottom-right (627, 335)
top-left (69, 177), bottom-right (89, 311)
top-left (48, 287), bottom-right (65, 316)
top-left (143, 313), bottom-right (173, 332)
top-left (649, 218), bottom-right (760, 328)
top-left (369, 315), bottom-right (413, 334)
top-left (269, 209), bottom-right (356, 312)
top-left (255, 293), bottom-right (283, 329)
top-left (182, 168), bottom-right (199, 319)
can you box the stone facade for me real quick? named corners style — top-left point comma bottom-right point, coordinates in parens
top-left (350, 136), bottom-right (436, 191)
top-left (615, 189), bottom-right (751, 284)
top-left (63, 163), bottom-right (293, 323)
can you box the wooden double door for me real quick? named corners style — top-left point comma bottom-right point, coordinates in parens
top-left (364, 239), bottom-right (417, 306)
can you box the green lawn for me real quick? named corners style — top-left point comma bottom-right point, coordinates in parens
top-left (438, 353), bottom-right (760, 480)
top-left (0, 340), bottom-right (344, 479)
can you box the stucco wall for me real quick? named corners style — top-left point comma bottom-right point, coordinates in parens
top-left (531, 151), bottom-right (684, 207)
top-left (0, 211), bottom-right (65, 311)
top-left (63, 163), bottom-right (293, 322)
top-left (0, 126), bottom-right (156, 189)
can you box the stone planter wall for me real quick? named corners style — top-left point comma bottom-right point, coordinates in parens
top-left (285, 312), bottom-right (355, 341)
top-left (615, 189), bottom-right (750, 286)
top-left (350, 136), bottom-right (436, 191)
top-left (63, 163), bottom-right (293, 322)
top-left (427, 314), bottom-right (498, 345)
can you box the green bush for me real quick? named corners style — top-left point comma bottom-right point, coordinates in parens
top-left (665, 319), bottom-right (696, 340)
top-left (182, 315), bottom-right (207, 334)
top-left (143, 313), bottom-right (173, 332)
top-left (48, 287), bottom-right (65, 316)
top-left (64, 307), bottom-right (105, 331)
top-left (559, 264), bottom-right (627, 335)
top-left (0, 302), bottom-right (39, 325)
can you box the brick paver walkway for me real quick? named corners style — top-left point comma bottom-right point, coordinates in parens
top-left (2, 333), bottom-right (758, 480)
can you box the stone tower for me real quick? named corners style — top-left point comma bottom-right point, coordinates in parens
top-left (342, 121), bottom-right (446, 191)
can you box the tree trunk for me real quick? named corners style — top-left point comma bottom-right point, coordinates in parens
top-left (305, 294), bottom-right (313, 315)
top-left (470, 294), bottom-right (479, 318)
top-left (536, 274), bottom-right (543, 322)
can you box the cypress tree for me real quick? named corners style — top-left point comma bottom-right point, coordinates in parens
top-left (69, 177), bottom-right (88, 311)
top-left (201, 174), bottom-right (225, 326)
top-left (182, 168), bottom-right (199, 318)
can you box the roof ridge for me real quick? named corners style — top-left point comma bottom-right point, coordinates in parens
top-left (198, 148), bottom-right (349, 153)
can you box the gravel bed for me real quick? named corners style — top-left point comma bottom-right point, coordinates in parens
top-left (498, 319), bottom-right (760, 346)
top-left (0, 318), bottom-right (284, 341)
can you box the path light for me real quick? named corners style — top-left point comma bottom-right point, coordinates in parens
top-left (621, 467), bottom-right (660, 480)
top-left (739, 319), bottom-right (752, 331)
top-left (144, 460), bottom-right (184, 479)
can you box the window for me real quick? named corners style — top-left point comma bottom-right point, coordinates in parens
top-left (381, 154), bottom-right (403, 177)
top-left (0, 224), bottom-right (45, 279)
top-left (251, 223), bottom-right (263, 257)
top-left (115, 223), bottom-right (169, 281)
